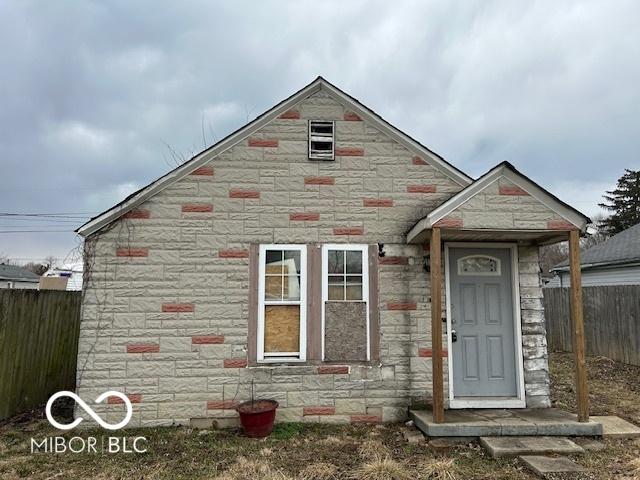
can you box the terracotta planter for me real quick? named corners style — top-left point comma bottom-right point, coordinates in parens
top-left (236, 400), bottom-right (279, 438)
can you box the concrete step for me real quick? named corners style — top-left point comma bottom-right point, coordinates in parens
top-left (480, 436), bottom-right (584, 458)
top-left (519, 455), bottom-right (586, 477)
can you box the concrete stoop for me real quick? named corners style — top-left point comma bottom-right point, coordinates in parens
top-left (410, 408), bottom-right (602, 437)
top-left (479, 436), bottom-right (584, 459)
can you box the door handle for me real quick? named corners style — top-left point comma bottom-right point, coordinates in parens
top-left (451, 330), bottom-right (457, 343)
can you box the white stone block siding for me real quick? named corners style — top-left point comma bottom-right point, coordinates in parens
top-left (77, 90), bottom-right (549, 426)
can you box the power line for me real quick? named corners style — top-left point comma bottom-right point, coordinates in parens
top-left (0, 230), bottom-right (74, 233)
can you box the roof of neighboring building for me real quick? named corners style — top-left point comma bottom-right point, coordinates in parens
top-left (0, 264), bottom-right (40, 282)
top-left (76, 76), bottom-right (473, 237)
top-left (553, 222), bottom-right (640, 271)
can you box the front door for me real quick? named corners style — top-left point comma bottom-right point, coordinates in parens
top-left (447, 246), bottom-right (522, 406)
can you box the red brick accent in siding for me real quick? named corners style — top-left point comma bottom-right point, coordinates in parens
top-left (499, 185), bottom-right (529, 196)
top-left (303, 406), bottom-right (336, 416)
top-left (304, 176), bottom-right (335, 185)
top-left (387, 302), bottom-right (417, 311)
top-left (317, 366), bottom-right (349, 375)
top-left (229, 189), bottom-right (260, 199)
top-left (379, 256), bottom-right (409, 266)
top-left (224, 358), bottom-right (248, 368)
top-left (335, 147), bottom-right (364, 156)
top-left (192, 335), bottom-right (224, 345)
top-left (343, 112), bottom-right (362, 121)
top-left (123, 209), bottom-right (150, 219)
top-left (116, 248), bottom-right (148, 257)
top-left (407, 184), bottom-right (437, 193)
top-left (351, 415), bottom-right (382, 424)
top-left (289, 212), bottom-right (320, 221)
top-left (434, 217), bottom-right (463, 228)
top-left (207, 400), bottom-right (238, 410)
top-left (412, 156), bottom-right (429, 165)
top-left (248, 138), bottom-right (278, 147)
top-left (218, 249), bottom-right (250, 258)
top-left (333, 227), bottom-right (364, 236)
top-left (190, 166), bottom-right (214, 176)
top-left (547, 220), bottom-right (578, 230)
top-left (107, 393), bottom-right (142, 404)
top-left (363, 198), bottom-right (393, 207)
top-left (161, 303), bottom-right (195, 313)
top-left (181, 203), bottom-right (213, 213)
top-left (418, 348), bottom-right (449, 358)
top-left (127, 343), bottom-right (159, 354)
top-left (279, 110), bottom-right (301, 119)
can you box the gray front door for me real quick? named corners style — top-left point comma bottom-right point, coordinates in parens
top-left (449, 247), bottom-right (518, 398)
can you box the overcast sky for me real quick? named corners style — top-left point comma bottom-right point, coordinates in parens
top-left (1, 0), bottom-right (639, 263)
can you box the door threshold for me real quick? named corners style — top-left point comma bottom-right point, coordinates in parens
top-left (450, 397), bottom-right (526, 409)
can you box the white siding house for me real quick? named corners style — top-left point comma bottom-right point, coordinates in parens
top-left (548, 223), bottom-right (640, 287)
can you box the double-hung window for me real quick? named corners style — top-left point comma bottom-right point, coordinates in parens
top-left (257, 245), bottom-right (307, 362)
top-left (321, 245), bottom-right (369, 361)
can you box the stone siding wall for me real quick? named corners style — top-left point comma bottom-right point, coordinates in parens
top-left (77, 88), bottom-right (550, 427)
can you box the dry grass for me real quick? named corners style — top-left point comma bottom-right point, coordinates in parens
top-left (213, 456), bottom-right (291, 480)
top-left (358, 440), bottom-right (391, 461)
top-left (353, 457), bottom-right (411, 480)
top-left (627, 457), bottom-right (640, 479)
top-left (418, 458), bottom-right (459, 480)
top-left (297, 462), bottom-right (338, 480)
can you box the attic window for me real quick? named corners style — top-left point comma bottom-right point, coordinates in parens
top-left (309, 121), bottom-right (334, 160)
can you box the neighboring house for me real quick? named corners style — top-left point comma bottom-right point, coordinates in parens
top-left (0, 264), bottom-right (40, 290)
top-left (41, 261), bottom-right (84, 291)
top-left (75, 77), bottom-right (590, 427)
top-left (548, 222), bottom-right (640, 287)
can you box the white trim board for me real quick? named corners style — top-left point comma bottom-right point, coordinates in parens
top-left (444, 242), bottom-right (526, 409)
top-left (406, 162), bottom-right (591, 244)
top-left (77, 77), bottom-right (472, 237)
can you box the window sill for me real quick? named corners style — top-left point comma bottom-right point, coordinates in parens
top-left (248, 359), bottom-right (378, 368)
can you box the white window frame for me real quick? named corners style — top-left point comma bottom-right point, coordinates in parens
top-left (308, 120), bottom-right (335, 160)
top-left (257, 244), bottom-right (307, 363)
top-left (321, 244), bottom-right (370, 361)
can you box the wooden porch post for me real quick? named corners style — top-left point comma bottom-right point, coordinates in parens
top-left (569, 229), bottom-right (589, 422)
top-left (430, 227), bottom-right (445, 423)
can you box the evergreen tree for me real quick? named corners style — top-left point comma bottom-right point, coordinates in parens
top-left (598, 169), bottom-right (640, 235)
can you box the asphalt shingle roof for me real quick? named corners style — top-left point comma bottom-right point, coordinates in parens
top-left (554, 222), bottom-right (640, 270)
top-left (0, 264), bottom-right (40, 282)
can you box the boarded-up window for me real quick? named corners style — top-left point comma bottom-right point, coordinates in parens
top-left (322, 245), bottom-right (369, 361)
top-left (258, 245), bottom-right (306, 360)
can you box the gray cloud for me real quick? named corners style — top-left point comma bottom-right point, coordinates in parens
top-left (1, 0), bottom-right (638, 261)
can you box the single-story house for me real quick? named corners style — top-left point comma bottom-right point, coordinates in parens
top-left (547, 222), bottom-right (640, 287)
top-left (0, 264), bottom-right (40, 290)
top-left (75, 77), bottom-right (592, 428)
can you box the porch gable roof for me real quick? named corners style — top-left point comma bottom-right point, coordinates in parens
top-left (406, 161), bottom-right (591, 244)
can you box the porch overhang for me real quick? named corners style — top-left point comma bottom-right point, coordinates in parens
top-left (406, 161), bottom-right (591, 246)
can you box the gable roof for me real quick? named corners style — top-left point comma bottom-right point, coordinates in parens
top-left (553, 222), bottom-right (640, 272)
top-left (0, 264), bottom-right (40, 283)
top-left (77, 76), bottom-right (473, 237)
top-left (406, 161), bottom-right (591, 243)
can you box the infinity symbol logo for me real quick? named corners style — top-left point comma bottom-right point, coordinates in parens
top-left (45, 391), bottom-right (133, 431)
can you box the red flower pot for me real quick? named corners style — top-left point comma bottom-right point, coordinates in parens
top-left (236, 400), bottom-right (279, 438)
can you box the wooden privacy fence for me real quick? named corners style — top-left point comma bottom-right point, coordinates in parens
top-left (0, 290), bottom-right (82, 420)
top-left (544, 285), bottom-right (640, 366)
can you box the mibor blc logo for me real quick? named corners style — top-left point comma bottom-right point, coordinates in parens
top-left (45, 390), bottom-right (133, 430)
top-left (32, 390), bottom-right (146, 454)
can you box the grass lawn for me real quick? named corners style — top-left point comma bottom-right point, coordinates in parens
top-left (1, 352), bottom-right (640, 479)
